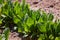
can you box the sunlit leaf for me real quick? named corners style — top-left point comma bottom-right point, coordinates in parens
top-left (4, 28), bottom-right (10, 40)
top-left (55, 37), bottom-right (60, 40)
top-left (26, 17), bottom-right (34, 27)
top-left (38, 23), bottom-right (47, 33)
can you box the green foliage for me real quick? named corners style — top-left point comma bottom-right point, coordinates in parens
top-left (0, 35), bottom-right (2, 40)
top-left (4, 28), bottom-right (10, 40)
top-left (0, 0), bottom-right (60, 40)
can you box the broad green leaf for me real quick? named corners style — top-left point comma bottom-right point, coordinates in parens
top-left (38, 23), bottom-right (47, 33)
top-left (0, 19), bottom-right (2, 24)
top-left (49, 34), bottom-right (54, 40)
top-left (38, 17), bottom-right (43, 23)
top-left (18, 26), bottom-right (22, 32)
top-left (38, 37), bottom-right (42, 40)
top-left (4, 28), bottom-right (10, 40)
top-left (17, 22), bottom-right (24, 32)
top-left (55, 37), bottom-right (60, 40)
top-left (0, 0), bottom-right (3, 4)
top-left (0, 7), bottom-right (2, 17)
top-left (14, 16), bottom-right (20, 24)
top-left (0, 35), bottom-right (2, 40)
top-left (26, 17), bottom-right (34, 27)
top-left (31, 11), bottom-right (38, 20)
top-left (3, 9), bottom-right (8, 16)
top-left (38, 34), bottom-right (45, 40)
top-left (48, 13), bottom-right (54, 21)
top-left (41, 11), bottom-right (47, 21)
top-left (57, 22), bottom-right (60, 32)
top-left (36, 10), bottom-right (40, 21)
top-left (46, 21), bottom-right (54, 31)
top-left (53, 22), bottom-right (58, 32)
top-left (23, 23), bottom-right (29, 32)
top-left (22, 0), bottom-right (25, 11)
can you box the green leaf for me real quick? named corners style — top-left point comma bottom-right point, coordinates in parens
top-left (3, 9), bottom-right (8, 16)
top-left (23, 23), bottom-right (29, 32)
top-left (26, 17), bottom-right (34, 27)
top-left (46, 21), bottom-right (54, 31)
top-left (38, 23), bottom-right (47, 33)
top-left (0, 0), bottom-right (3, 4)
top-left (18, 26), bottom-right (22, 32)
top-left (0, 19), bottom-right (2, 24)
top-left (42, 11), bottom-right (47, 21)
top-left (38, 34), bottom-right (45, 40)
top-left (49, 34), bottom-right (54, 40)
top-left (57, 22), bottom-right (60, 32)
top-left (14, 16), bottom-right (20, 24)
top-left (38, 17), bottom-right (43, 23)
top-left (31, 11), bottom-right (36, 20)
top-left (55, 37), bottom-right (60, 40)
top-left (0, 35), bottom-right (2, 40)
top-left (4, 28), bottom-right (10, 40)
top-left (48, 13), bottom-right (54, 21)
top-left (17, 22), bottom-right (24, 32)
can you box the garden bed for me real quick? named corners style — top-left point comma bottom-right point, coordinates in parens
top-left (0, 0), bottom-right (60, 40)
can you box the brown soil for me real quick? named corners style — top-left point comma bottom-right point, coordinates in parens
top-left (8, 32), bottom-right (22, 40)
top-left (8, 32), bottom-right (32, 40)
top-left (26, 0), bottom-right (60, 20)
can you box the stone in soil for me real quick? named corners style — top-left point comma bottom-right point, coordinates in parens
top-left (8, 32), bottom-right (22, 40)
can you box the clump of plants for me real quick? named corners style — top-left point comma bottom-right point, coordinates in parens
top-left (0, 0), bottom-right (60, 40)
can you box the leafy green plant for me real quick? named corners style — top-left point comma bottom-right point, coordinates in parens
top-left (1, 0), bottom-right (60, 40)
top-left (4, 28), bottom-right (10, 40)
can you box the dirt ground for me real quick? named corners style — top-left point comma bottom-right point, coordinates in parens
top-left (26, 0), bottom-right (60, 20)
top-left (12, 0), bottom-right (60, 19)
top-left (8, 32), bottom-right (22, 40)
top-left (8, 32), bottom-right (32, 40)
